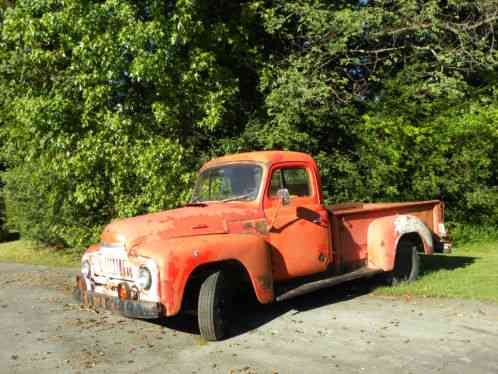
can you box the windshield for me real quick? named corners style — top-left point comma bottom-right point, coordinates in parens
top-left (192, 164), bottom-right (263, 203)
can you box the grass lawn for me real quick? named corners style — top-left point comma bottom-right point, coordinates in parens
top-left (373, 239), bottom-right (498, 303)
top-left (0, 240), bottom-right (81, 268)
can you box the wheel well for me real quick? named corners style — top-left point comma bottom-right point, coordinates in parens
top-left (181, 260), bottom-right (254, 313)
top-left (398, 232), bottom-right (424, 252)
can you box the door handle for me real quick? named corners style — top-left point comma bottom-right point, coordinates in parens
top-left (312, 217), bottom-right (321, 224)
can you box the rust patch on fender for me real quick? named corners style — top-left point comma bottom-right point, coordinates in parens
top-left (257, 274), bottom-right (273, 291)
top-left (255, 220), bottom-right (269, 234)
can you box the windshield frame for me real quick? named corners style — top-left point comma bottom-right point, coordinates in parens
top-left (191, 162), bottom-right (266, 204)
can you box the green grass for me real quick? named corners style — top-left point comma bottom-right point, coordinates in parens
top-left (0, 240), bottom-right (81, 268)
top-left (374, 239), bottom-right (498, 303)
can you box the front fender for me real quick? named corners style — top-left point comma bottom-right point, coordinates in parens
top-left (367, 215), bottom-right (434, 271)
top-left (139, 234), bottom-right (274, 317)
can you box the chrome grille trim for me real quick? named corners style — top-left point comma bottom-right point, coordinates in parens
top-left (92, 245), bottom-right (134, 280)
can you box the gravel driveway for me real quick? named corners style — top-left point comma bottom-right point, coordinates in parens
top-left (1, 262), bottom-right (497, 374)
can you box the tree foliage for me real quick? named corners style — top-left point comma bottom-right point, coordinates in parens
top-left (0, 0), bottom-right (497, 246)
top-left (247, 0), bottom-right (498, 221)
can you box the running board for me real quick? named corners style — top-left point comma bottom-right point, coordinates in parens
top-left (275, 267), bottom-right (383, 302)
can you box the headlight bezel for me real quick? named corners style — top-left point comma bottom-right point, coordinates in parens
top-left (81, 260), bottom-right (91, 278)
top-left (136, 266), bottom-right (152, 290)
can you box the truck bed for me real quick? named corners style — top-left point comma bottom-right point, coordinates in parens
top-left (326, 200), bottom-right (446, 272)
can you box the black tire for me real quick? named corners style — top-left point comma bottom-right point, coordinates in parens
top-left (387, 240), bottom-right (420, 286)
top-left (197, 271), bottom-right (233, 341)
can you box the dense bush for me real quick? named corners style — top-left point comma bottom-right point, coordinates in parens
top-left (228, 0), bottom-right (498, 225)
top-left (349, 97), bottom-right (498, 226)
top-left (0, 0), bottom-right (497, 247)
top-left (0, 193), bottom-right (6, 241)
top-left (0, 159), bottom-right (6, 241)
top-left (0, 0), bottom-right (263, 246)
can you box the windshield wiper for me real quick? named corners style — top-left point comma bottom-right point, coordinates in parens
top-left (221, 193), bottom-right (254, 203)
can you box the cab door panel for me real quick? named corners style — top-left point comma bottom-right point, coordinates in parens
top-left (263, 164), bottom-right (331, 281)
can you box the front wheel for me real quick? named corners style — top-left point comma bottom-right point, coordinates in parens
top-left (197, 271), bottom-right (233, 341)
top-left (386, 240), bottom-right (420, 286)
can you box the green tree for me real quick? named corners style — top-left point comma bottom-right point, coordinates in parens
top-left (0, 0), bottom-right (265, 246)
top-left (1, 0), bottom-right (497, 247)
top-left (238, 0), bottom-right (498, 224)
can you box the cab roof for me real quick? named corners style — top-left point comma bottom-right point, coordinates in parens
top-left (201, 151), bottom-right (315, 170)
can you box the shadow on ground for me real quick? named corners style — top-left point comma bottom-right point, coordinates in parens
top-left (156, 253), bottom-right (477, 340)
top-left (419, 253), bottom-right (476, 276)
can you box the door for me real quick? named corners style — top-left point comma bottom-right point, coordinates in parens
top-left (263, 164), bottom-right (331, 281)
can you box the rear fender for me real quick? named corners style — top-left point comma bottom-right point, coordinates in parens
top-left (367, 215), bottom-right (434, 271)
top-left (158, 234), bottom-right (274, 316)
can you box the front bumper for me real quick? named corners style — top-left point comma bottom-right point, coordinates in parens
top-left (73, 275), bottom-right (162, 319)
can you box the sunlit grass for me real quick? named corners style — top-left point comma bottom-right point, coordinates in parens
top-left (374, 239), bottom-right (498, 303)
top-left (0, 240), bottom-right (81, 268)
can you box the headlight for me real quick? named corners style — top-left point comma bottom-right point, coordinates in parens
top-left (136, 266), bottom-right (152, 290)
top-left (81, 260), bottom-right (91, 278)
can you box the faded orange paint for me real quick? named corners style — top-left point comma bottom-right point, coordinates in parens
top-left (201, 151), bottom-right (316, 170)
top-left (329, 200), bottom-right (443, 272)
top-left (78, 151), bottom-right (449, 317)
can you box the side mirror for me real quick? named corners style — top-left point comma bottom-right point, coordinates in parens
top-left (269, 188), bottom-right (290, 231)
top-left (277, 188), bottom-right (290, 206)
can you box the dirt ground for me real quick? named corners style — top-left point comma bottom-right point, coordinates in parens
top-left (1, 262), bottom-right (497, 374)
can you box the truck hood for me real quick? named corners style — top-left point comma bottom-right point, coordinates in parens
top-left (100, 204), bottom-right (263, 250)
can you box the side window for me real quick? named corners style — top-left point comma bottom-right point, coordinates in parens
top-left (269, 169), bottom-right (283, 196)
top-left (269, 167), bottom-right (311, 197)
top-left (285, 168), bottom-right (311, 196)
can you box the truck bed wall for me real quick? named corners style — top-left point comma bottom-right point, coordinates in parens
top-left (327, 200), bottom-right (443, 272)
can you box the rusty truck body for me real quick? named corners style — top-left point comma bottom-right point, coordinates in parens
top-left (74, 151), bottom-right (451, 340)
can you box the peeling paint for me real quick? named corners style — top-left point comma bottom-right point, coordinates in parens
top-left (394, 215), bottom-right (433, 248)
top-left (255, 220), bottom-right (269, 234)
top-left (257, 275), bottom-right (273, 291)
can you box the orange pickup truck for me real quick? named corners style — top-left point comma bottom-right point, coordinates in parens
top-left (74, 151), bottom-right (451, 340)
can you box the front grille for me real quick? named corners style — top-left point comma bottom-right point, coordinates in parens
top-left (92, 246), bottom-right (134, 280)
top-left (99, 256), bottom-right (133, 279)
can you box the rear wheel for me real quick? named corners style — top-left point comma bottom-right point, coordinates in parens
top-left (197, 271), bottom-right (233, 341)
top-left (387, 240), bottom-right (420, 286)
